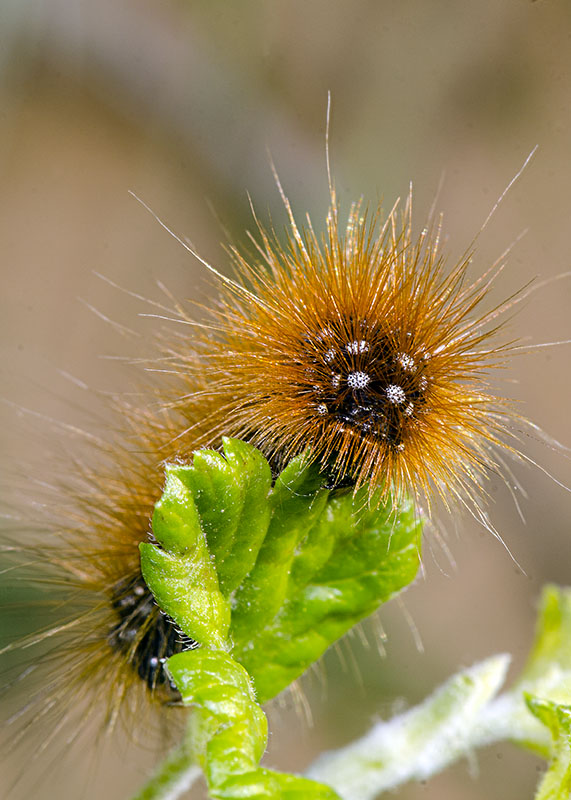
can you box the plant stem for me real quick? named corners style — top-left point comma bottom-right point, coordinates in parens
top-left (130, 738), bottom-right (200, 800)
top-left (306, 656), bottom-right (512, 800)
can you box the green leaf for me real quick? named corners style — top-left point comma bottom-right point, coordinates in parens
top-left (143, 440), bottom-right (422, 702)
top-left (173, 438), bottom-right (273, 595)
top-left (139, 439), bottom-right (422, 800)
top-left (233, 486), bottom-right (420, 702)
top-left (230, 454), bottom-right (329, 636)
top-left (167, 648), bottom-right (340, 800)
top-left (140, 439), bottom-right (272, 651)
top-left (140, 540), bottom-right (230, 651)
top-left (484, 585), bottom-right (571, 756)
top-left (526, 696), bottom-right (571, 800)
top-left (140, 464), bottom-right (232, 650)
top-left (518, 586), bottom-right (571, 689)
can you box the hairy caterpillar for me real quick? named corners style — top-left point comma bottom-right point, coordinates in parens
top-left (0, 137), bottom-right (567, 799)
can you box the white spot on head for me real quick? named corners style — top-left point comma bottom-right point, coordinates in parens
top-left (324, 348), bottom-right (336, 363)
top-left (386, 384), bottom-right (406, 404)
top-left (404, 402), bottom-right (414, 417)
top-left (347, 371), bottom-right (371, 390)
top-left (396, 353), bottom-right (416, 373)
top-left (346, 340), bottom-right (369, 355)
top-left (316, 326), bottom-right (334, 341)
top-left (317, 403), bottom-right (328, 416)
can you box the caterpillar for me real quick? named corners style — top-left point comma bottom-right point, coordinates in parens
top-left (0, 146), bottom-right (561, 798)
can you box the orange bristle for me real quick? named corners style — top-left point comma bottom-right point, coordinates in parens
top-left (164, 189), bottom-right (523, 515)
top-left (0, 398), bottom-right (203, 771)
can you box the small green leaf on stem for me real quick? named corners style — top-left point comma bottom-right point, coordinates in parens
top-left (526, 696), bottom-right (571, 800)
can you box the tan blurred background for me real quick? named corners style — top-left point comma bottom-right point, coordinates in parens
top-left (1, 1), bottom-right (571, 798)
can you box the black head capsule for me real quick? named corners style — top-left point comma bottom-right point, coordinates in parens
top-left (303, 320), bottom-right (431, 451)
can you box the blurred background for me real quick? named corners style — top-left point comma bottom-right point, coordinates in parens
top-left (1, 1), bottom-right (570, 798)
